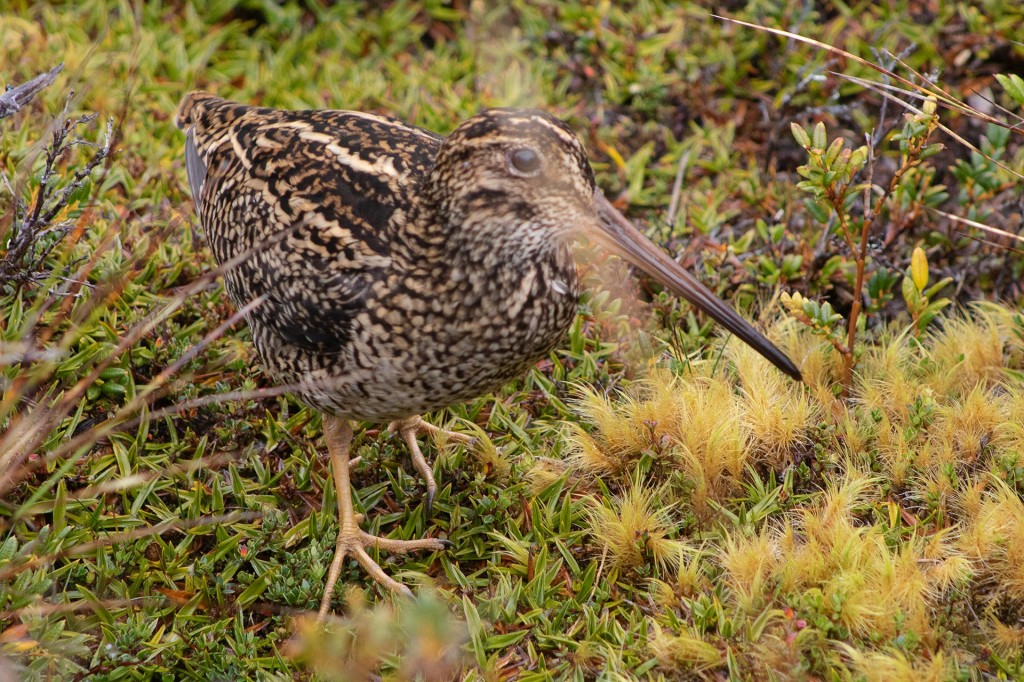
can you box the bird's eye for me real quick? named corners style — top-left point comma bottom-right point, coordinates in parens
top-left (508, 147), bottom-right (542, 176)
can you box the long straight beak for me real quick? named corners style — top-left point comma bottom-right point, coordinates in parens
top-left (592, 190), bottom-right (802, 381)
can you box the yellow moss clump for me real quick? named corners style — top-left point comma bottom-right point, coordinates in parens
top-left (927, 385), bottom-right (1007, 468)
top-left (768, 470), bottom-right (970, 641)
top-left (650, 550), bottom-right (708, 605)
top-left (719, 529), bottom-right (778, 614)
top-left (988, 618), bottom-right (1024, 658)
top-left (871, 419), bottom-right (916, 487)
top-left (524, 456), bottom-right (570, 494)
top-left (833, 406), bottom-right (872, 464)
top-left (850, 310), bottom-right (1024, 497)
top-left (673, 375), bottom-right (747, 518)
top-left (648, 623), bottom-right (723, 677)
top-left (1000, 384), bottom-right (1024, 456)
top-left (855, 329), bottom-right (919, 424)
top-left (729, 340), bottom-right (819, 468)
top-left (923, 305), bottom-right (1009, 395)
top-left (566, 370), bottom-right (750, 519)
top-left (565, 371), bottom-right (685, 478)
top-left (838, 647), bottom-right (957, 682)
top-left (775, 317), bottom-right (839, 392)
top-left (957, 478), bottom-right (1024, 603)
top-left (968, 475), bottom-right (1024, 658)
top-left (586, 481), bottom-right (688, 574)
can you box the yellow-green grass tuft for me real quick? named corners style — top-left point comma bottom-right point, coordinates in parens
top-left (586, 480), bottom-right (688, 575)
top-left (729, 340), bottom-right (819, 468)
top-left (648, 622), bottom-right (723, 678)
top-left (838, 647), bottom-right (957, 682)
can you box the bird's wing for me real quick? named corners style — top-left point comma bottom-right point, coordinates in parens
top-left (176, 93), bottom-right (443, 354)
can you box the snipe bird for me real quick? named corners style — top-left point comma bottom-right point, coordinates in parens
top-left (175, 93), bottom-right (801, 620)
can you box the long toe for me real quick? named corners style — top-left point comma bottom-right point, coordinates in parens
top-left (413, 417), bottom-right (476, 445)
top-left (351, 545), bottom-right (415, 598)
top-left (360, 532), bottom-right (450, 554)
top-left (318, 524), bottom-right (446, 618)
top-left (390, 415), bottom-right (476, 514)
top-left (318, 415), bottom-right (446, 622)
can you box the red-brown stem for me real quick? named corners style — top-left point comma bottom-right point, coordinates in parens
top-left (829, 121), bottom-right (935, 394)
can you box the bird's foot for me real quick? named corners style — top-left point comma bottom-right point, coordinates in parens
top-left (317, 518), bottom-right (450, 622)
top-left (317, 415), bottom-right (450, 623)
top-left (387, 416), bottom-right (475, 514)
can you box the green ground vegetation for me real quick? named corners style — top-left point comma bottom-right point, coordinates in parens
top-left (2, 1), bottom-right (1024, 679)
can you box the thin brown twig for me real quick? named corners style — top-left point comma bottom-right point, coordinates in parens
top-left (0, 597), bottom-right (130, 622)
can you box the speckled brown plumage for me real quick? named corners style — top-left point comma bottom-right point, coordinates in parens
top-left (177, 93), bottom-right (585, 422)
top-left (175, 93), bottom-right (800, 619)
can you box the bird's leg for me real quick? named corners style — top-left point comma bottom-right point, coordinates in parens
top-left (388, 415), bottom-right (474, 514)
top-left (317, 415), bottom-right (449, 622)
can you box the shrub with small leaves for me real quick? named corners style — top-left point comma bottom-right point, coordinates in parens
top-left (785, 99), bottom-right (945, 392)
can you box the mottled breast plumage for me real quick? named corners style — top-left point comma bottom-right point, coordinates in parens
top-left (176, 93), bottom-right (582, 421)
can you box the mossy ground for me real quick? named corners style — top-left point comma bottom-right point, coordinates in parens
top-left (2, 2), bottom-right (1023, 680)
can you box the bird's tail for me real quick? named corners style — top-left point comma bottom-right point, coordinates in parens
top-left (176, 92), bottom-right (234, 209)
top-left (175, 91), bottom-right (217, 130)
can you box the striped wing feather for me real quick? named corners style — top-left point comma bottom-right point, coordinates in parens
top-left (177, 93), bottom-right (442, 354)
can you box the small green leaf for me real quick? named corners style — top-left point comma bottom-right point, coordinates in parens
top-left (812, 121), bottom-right (827, 150)
top-left (101, 381), bottom-right (127, 398)
top-left (236, 566), bottom-right (278, 608)
top-left (791, 122), bottom-right (811, 149)
top-left (925, 277), bottom-right (953, 298)
top-left (805, 198), bottom-right (831, 223)
top-left (995, 73), bottom-right (1024, 105)
top-left (825, 136), bottom-right (845, 166)
top-left (484, 630), bottom-right (529, 650)
top-left (0, 537), bottom-right (17, 563)
top-left (462, 594), bottom-right (487, 668)
top-left (849, 146), bottom-right (869, 171)
top-left (53, 480), bottom-right (68, 534)
top-left (902, 275), bottom-right (919, 307)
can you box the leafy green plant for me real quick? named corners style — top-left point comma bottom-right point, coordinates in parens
top-left (785, 99), bottom-right (943, 391)
top-left (995, 73), bottom-right (1024, 109)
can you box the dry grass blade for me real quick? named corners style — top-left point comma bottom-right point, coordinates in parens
top-left (713, 15), bottom-right (1020, 132)
top-left (64, 451), bottom-right (238, 502)
top-left (666, 151), bottom-right (691, 229)
top-left (928, 207), bottom-right (1024, 245)
top-left (0, 597), bottom-right (130, 622)
top-left (929, 205), bottom-right (1024, 256)
top-left (956, 232), bottom-right (1024, 257)
top-left (838, 73), bottom-right (1024, 181)
top-left (0, 216), bottom-right (321, 499)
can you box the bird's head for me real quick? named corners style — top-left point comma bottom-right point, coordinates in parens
top-left (428, 108), bottom-right (802, 381)
top-left (427, 108), bottom-right (598, 246)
